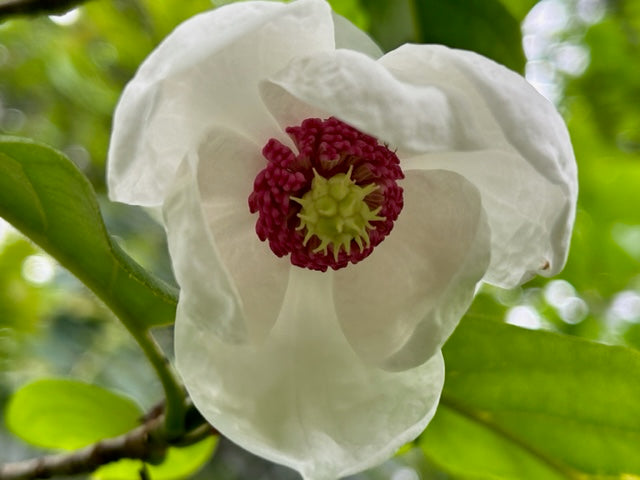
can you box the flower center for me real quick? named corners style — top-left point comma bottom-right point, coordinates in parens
top-left (248, 117), bottom-right (403, 271)
top-left (291, 167), bottom-right (385, 261)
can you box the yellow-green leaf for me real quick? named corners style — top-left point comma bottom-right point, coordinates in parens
top-left (92, 437), bottom-right (218, 480)
top-left (6, 379), bottom-right (142, 450)
top-left (424, 317), bottom-right (640, 478)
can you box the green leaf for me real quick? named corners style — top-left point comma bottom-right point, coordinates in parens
top-left (423, 316), bottom-right (640, 479)
top-left (497, 0), bottom-right (539, 22)
top-left (359, 0), bottom-right (416, 52)
top-left (0, 137), bottom-right (178, 329)
top-left (411, 0), bottom-right (526, 73)
top-left (421, 406), bottom-right (567, 479)
top-left (5, 379), bottom-right (142, 450)
top-left (360, 0), bottom-right (525, 72)
top-left (329, 0), bottom-right (369, 30)
top-left (92, 437), bottom-right (218, 480)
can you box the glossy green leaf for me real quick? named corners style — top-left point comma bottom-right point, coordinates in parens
top-left (421, 406), bottom-right (566, 479)
top-left (5, 379), bottom-right (142, 450)
top-left (411, 0), bottom-right (526, 73)
top-left (0, 137), bottom-right (178, 329)
top-left (423, 316), bottom-right (640, 479)
top-left (92, 437), bottom-right (218, 480)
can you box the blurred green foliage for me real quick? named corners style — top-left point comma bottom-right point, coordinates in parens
top-left (0, 0), bottom-right (639, 479)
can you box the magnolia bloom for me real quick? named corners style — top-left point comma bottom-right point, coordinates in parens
top-left (107, 0), bottom-right (577, 478)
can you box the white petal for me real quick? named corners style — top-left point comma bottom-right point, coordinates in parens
top-left (334, 170), bottom-right (491, 371)
top-left (380, 44), bottom-right (577, 287)
top-left (108, 0), bottom-right (334, 206)
top-left (403, 150), bottom-right (572, 288)
top-left (163, 129), bottom-right (289, 343)
top-left (332, 12), bottom-right (383, 59)
top-left (261, 49), bottom-right (476, 150)
top-left (176, 267), bottom-right (445, 480)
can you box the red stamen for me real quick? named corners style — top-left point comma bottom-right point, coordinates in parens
top-left (248, 117), bottom-right (403, 271)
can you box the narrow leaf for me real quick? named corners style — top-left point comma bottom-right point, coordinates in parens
top-left (424, 316), bottom-right (640, 478)
top-left (6, 379), bottom-right (142, 450)
top-left (0, 137), bottom-right (177, 329)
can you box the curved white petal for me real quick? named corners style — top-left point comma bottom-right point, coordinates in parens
top-left (109, 0), bottom-right (334, 206)
top-left (261, 49), bottom-right (484, 151)
top-left (332, 13), bottom-right (383, 59)
top-left (163, 129), bottom-right (289, 343)
top-left (176, 266), bottom-right (445, 480)
top-left (403, 149), bottom-right (572, 288)
top-left (380, 44), bottom-right (577, 287)
top-left (334, 170), bottom-right (491, 371)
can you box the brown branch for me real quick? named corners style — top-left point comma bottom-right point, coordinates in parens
top-left (0, 407), bottom-right (217, 480)
top-left (0, 0), bottom-right (87, 20)
top-left (0, 416), bottom-right (165, 480)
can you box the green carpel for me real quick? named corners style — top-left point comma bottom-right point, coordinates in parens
top-left (291, 167), bottom-right (384, 260)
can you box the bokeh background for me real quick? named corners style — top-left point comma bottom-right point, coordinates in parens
top-left (1, 0), bottom-right (639, 478)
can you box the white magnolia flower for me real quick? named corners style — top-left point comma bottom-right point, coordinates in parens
top-left (107, 0), bottom-right (577, 479)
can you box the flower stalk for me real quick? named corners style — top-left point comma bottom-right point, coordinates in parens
top-left (131, 330), bottom-right (186, 439)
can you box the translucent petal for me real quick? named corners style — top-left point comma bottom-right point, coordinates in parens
top-left (175, 266), bottom-right (445, 480)
top-left (262, 44), bottom-right (575, 287)
top-left (332, 12), bottom-right (383, 59)
top-left (108, 0), bottom-right (334, 206)
top-left (334, 170), bottom-right (491, 370)
top-left (261, 49), bottom-right (477, 151)
top-left (380, 44), bottom-right (577, 287)
top-left (163, 129), bottom-right (289, 343)
top-left (403, 150), bottom-right (572, 288)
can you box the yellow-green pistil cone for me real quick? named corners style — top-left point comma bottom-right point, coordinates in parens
top-left (291, 167), bottom-right (385, 261)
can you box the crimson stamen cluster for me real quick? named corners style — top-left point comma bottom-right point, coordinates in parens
top-left (248, 117), bottom-right (403, 271)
